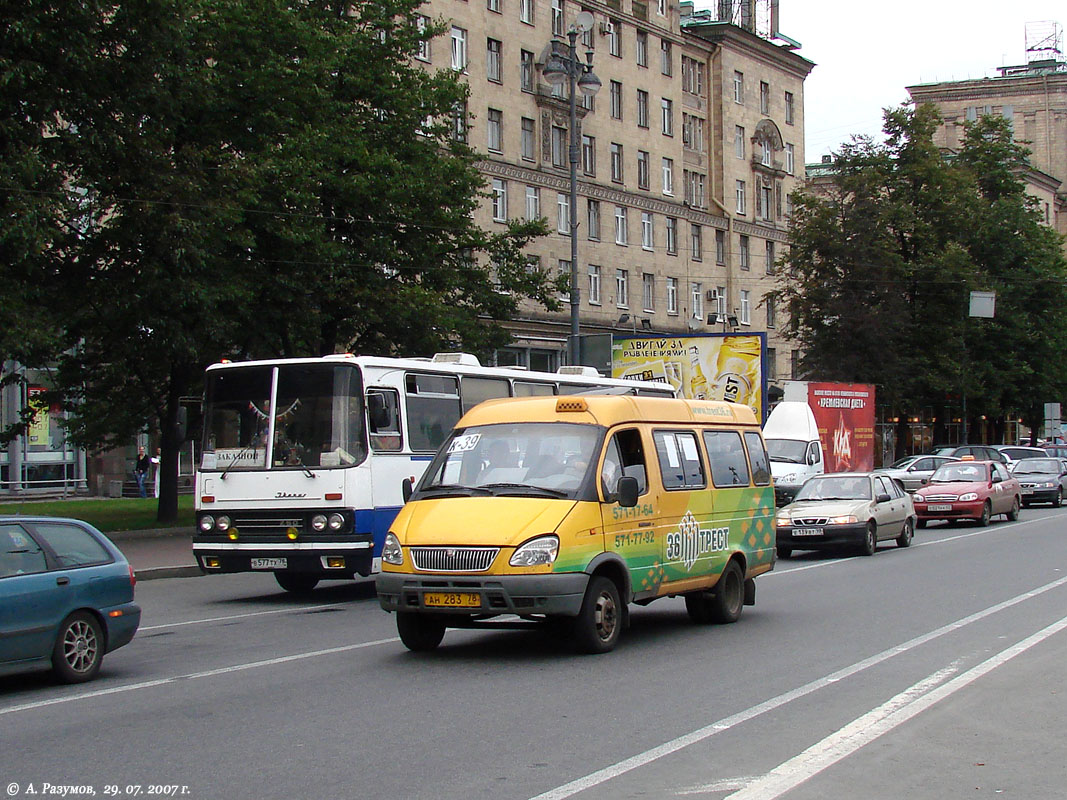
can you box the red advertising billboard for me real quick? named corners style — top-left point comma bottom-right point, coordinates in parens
top-left (807, 382), bottom-right (876, 472)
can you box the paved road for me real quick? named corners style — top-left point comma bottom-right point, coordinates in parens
top-left (2, 508), bottom-right (1065, 800)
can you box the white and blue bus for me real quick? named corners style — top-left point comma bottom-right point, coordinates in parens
top-left (193, 353), bottom-right (675, 592)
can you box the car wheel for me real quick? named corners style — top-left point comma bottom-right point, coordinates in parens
top-left (860, 522), bottom-right (877, 556)
top-left (777, 546), bottom-right (792, 559)
top-left (977, 501), bottom-right (992, 527)
top-left (571, 576), bottom-right (622, 654)
top-left (916, 518), bottom-right (928, 529)
top-left (52, 612), bottom-right (104, 684)
top-left (396, 613), bottom-right (446, 652)
top-left (1053, 489), bottom-right (1062, 508)
top-left (275, 572), bottom-right (320, 594)
top-left (896, 517), bottom-right (914, 548)
top-left (1007, 497), bottom-right (1021, 521)
top-left (707, 560), bottom-right (745, 624)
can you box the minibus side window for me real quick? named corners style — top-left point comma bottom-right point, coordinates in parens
top-left (744, 431), bottom-right (772, 485)
top-left (703, 430), bottom-right (750, 487)
top-left (654, 430), bottom-right (706, 490)
top-left (601, 429), bottom-right (647, 496)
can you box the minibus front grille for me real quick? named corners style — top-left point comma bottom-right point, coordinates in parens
top-left (411, 547), bottom-right (499, 572)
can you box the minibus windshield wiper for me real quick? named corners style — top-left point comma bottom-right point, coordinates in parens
top-left (417, 483), bottom-right (493, 498)
top-left (481, 482), bottom-right (570, 498)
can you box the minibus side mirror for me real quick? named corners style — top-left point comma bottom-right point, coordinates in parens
top-left (402, 477), bottom-right (414, 503)
top-left (616, 476), bottom-right (639, 508)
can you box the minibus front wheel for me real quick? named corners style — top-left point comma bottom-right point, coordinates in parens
top-left (397, 612), bottom-right (446, 652)
top-left (571, 576), bottom-right (622, 654)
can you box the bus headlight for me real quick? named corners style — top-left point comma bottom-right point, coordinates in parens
top-left (510, 536), bottom-right (559, 567)
top-left (216, 515), bottom-right (231, 531)
top-left (382, 533), bottom-right (403, 566)
top-left (199, 516), bottom-right (215, 532)
top-left (311, 514), bottom-right (327, 531)
top-left (328, 513), bottom-right (345, 531)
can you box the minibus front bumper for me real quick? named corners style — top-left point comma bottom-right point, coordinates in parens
top-left (376, 571), bottom-right (590, 617)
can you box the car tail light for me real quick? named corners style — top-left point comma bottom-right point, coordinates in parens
top-left (129, 564), bottom-right (137, 589)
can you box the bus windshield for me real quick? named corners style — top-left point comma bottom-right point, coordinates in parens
top-left (200, 363), bottom-right (367, 471)
top-left (419, 422), bottom-right (603, 499)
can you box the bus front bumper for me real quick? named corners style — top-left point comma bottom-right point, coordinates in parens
top-left (193, 538), bottom-right (375, 577)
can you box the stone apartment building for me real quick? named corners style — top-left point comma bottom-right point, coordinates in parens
top-left (419, 0), bottom-right (812, 380)
top-left (907, 42), bottom-right (1067, 247)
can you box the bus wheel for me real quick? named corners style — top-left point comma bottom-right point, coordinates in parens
top-left (397, 613), bottom-right (446, 652)
top-left (571, 576), bottom-right (622, 654)
top-left (709, 560), bottom-right (745, 624)
top-left (275, 572), bottom-right (320, 594)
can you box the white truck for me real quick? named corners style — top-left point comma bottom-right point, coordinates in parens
top-left (763, 400), bottom-right (824, 506)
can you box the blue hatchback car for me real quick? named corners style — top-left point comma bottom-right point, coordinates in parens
top-left (0, 517), bottom-right (141, 683)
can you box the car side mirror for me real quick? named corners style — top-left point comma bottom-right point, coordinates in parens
top-left (877, 492), bottom-right (891, 503)
top-left (402, 477), bottom-right (414, 503)
top-left (921, 477), bottom-right (929, 485)
top-left (992, 474), bottom-right (1002, 484)
top-left (616, 475), bottom-right (639, 508)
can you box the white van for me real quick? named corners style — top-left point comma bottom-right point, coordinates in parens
top-left (763, 401), bottom-right (823, 505)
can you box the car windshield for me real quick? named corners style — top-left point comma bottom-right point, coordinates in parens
top-left (418, 422), bottom-right (602, 500)
top-left (1012, 458), bottom-right (1060, 474)
top-left (794, 475), bottom-right (871, 501)
top-left (930, 463), bottom-right (987, 483)
top-left (766, 439), bottom-right (808, 464)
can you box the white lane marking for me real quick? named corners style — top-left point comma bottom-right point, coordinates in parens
top-left (725, 615), bottom-right (1067, 800)
top-left (677, 777), bottom-right (760, 795)
top-left (0, 637), bottom-right (398, 717)
top-left (139, 603), bottom-right (348, 632)
top-left (528, 573), bottom-right (1067, 800)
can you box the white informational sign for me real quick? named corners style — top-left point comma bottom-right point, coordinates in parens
top-left (969, 291), bottom-right (996, 318)
top-left (212, 448), bottom-right (267, 468)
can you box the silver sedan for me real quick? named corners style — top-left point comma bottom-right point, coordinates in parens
top-left (874, 455), bottom-right (961, 492)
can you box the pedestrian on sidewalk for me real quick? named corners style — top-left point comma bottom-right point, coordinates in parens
top-left (135, 446), bottom-right (151, 498)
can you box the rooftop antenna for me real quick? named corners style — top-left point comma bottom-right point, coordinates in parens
top-left (1025, 21), bottom-right (1063, 63)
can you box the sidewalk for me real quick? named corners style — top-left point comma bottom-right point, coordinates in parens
top-left (106, 528), bottom-right (203, 581)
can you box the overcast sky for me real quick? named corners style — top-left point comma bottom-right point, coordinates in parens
top-left (765, 1), bottom-right (1066, 162)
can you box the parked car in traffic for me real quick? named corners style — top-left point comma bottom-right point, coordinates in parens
top-left (0, 517), bottom-right (140, 683)
top-left (992, 445), bottom-right (1049, 466)
top-left (775, 472), bottom-right (916, 558)
top-left (930, 445), bottom-right (1009, 464)
top-left (874, 454), bottom-right (961, 492)
top-left (1009, 457), bottom-right (1067, 507)
top-left (912, 461), bottom-right (1021, 527)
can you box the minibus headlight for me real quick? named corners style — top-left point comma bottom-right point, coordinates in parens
top-left (382, 533), bottom-right (404, 566)
top-left (311, 514), bottom-right (328, 531)
top-left (199, 516), bottom-right (215, 532)
top-left (328, 513), bottom-right (345, 531)
top-left (510, 536), bottom-right (559, 567)
top-left (959, 492), bottom-right (979, 502)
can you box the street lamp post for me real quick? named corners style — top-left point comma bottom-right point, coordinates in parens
top-left (542, 12), bottom-right (600, 366)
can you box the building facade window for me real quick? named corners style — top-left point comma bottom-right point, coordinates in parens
top-left (733, 70), bottom-right (744, 103)
top-left (415, 15), bottom-right (431, 61)
top-left (641, 211), bottom-right (654, 249)
top-left (487, 38), bottom-right (502, 82)
top-left (682, 55), bottom-right (704, 96)
top-left (451, 26), bottom-right (467, 71)
top-left (582, 134), bottom-right (596, 176)
top-left (662, 157), bottom-right (674, 195)
top-left (520, 117), bottom-right (535, 160)
top-left (766, 347), bottom-right (777, 380)
top-left (452, 101), bottom-right (467, 142)
top-left (643, 272), bottom-right (655, 311)
top-left (735, 180), bottom-right (746, 214)
top-left (616, 268), bottom-right (629, 307)
top-left (520, 49), bottom-right (535, 92)
top-left (766, 296), bottom-right (776, 328)
top-left (739, 234), bottom-right (749, 270)
top-left (666, 216), bottom-right (677, 254)
top-left (525, 185), bottom-right (540, 221)
top-left (660, 39), bottom-right (672, 75)
top-left (785, 142), bottom-right (795, 175)
top-left (765, 239), bottom-right (776, 274)
top-left (588, 264), bottom-right (601, 304)
top-left (740, 290), bottom-right (751, 325)
top-left (551, 0), bottom-right (563, 35)
top-left (487, 0), bottom-right (500, 12)
top-left (610, 80), bottom-right (622, 120)
top-left (610, 142), bottom-right (624, 182)
top-left (690, 223), bottom-right (701, 260)
top-left (608, 19), bottom-right (621, 57)
top-left (587, 199), bottom-right (601, 240)
top-left (636, 89), bottom-right (649, 128)
top-left (557, 259), bottom-right (571, 302)
top-left (551, 125), bottom-right (567, 167)
top-left (785, 91), bottom-right (795, 124)
top-left (556, 192), bottom-right (569, 234)
top-left (735, 125), bottom-right (745, 159)
top-left (614, 205), bottom-right (628, 245)
top-left (487, 108), bottom-right (502, 152)
top-left (491, 178), bottom-right (507, 221)
top-left (520, 0), bottom-right (533, 25)
top-left (661, 98), bottom-right (673, 135)
top-left (636, 30), bottom-right (648, 67)
top-left (715, 229), bottom-right (725, 265)
top-left (759, 183), bottom-right (772, 220)
top-left (690, 283), bottom-right (703, 320)
top-left (760, 80), bottom-right (769, 114)
top-left (666, 277), bottom-right (678, 313)
top-left (637, 149), bottom-right (650, 190)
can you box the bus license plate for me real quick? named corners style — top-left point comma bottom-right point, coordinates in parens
top-left (424, 592), bottom-right (481, 608)
top-left (251, 558), bottom-right (287, 569)
top-left (793, 527), bottom-right (822, 536)
top-left (927, 504), bottom-right (953, 512)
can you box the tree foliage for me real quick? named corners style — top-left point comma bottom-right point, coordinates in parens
top-left (776, 103), bottom-right (1067, 448)
top-left (1, 0), bottom-right (555, 518)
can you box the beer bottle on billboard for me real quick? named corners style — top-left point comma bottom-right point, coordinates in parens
top-left (688, 346), bottom-right (708, 400)
top-left (710, 336), bottom-right (761, 409)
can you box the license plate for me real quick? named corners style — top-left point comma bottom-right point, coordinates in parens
top-left (927, 504), bottom-right (953, 512)
top-left (251, 557), bottom-right (287, 569)
top-left (424, 591), bottom-right (481, 608)
top-left (793, 527), bottom-right (823, 536)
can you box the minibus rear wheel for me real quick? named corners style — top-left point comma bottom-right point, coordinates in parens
top-left (710, 560), bottom-right (744, 624)
top-left (571, 576), bottom-right (622, 654)
top-left (397, 613), bottom-right (446, 651)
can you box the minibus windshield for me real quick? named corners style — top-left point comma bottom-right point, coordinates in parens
top-left (419, 422), bottom-right (603, 499)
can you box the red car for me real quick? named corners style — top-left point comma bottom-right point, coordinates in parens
top-left (912, 459), bottom-right (1021, 527)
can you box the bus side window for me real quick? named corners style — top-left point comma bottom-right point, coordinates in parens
top-left (368, 389), bottom-right (403, 452)
top-left (405, 373), bottom-right (462, 452)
